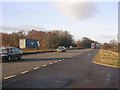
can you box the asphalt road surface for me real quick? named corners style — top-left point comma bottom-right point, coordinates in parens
top-left (2, 49), bottom-right (119, 88)
top-left (2, 49), bottom-right (91, 78)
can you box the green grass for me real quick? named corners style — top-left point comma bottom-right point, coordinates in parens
top-left (93, 49), bottom-right (120, 68)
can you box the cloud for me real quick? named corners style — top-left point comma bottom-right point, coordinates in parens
top-left (0, 25), bottom-right (47, 33)
top-left (96, 35), bottom-right (117, 43)
top-left (99, 35), bottom-right (117, 43)
top-left (1, 26), bottom-right (18, 33)
top-left (100, 35), bottom-right (116, 39)
top-left (55, 2), bottom-right (99, 21)
top-left (18, 25), bottom-right (47, 32)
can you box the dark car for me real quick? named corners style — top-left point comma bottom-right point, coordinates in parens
top-left (56, 46), bottom-right (66, 52)
top-left (0, 47), bottom-right (22, 62)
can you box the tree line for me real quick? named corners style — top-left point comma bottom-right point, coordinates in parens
top-left (1, 29), bottom-right (101, 49)
top-left (102, 39), bottom-right (119, 52)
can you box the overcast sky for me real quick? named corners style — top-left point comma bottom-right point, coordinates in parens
top-left (1, 0), bottom-right (118, 43)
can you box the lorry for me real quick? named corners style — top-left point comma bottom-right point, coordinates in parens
top-left (91, 43), bottom-right (95, 49)
top-left (91, 43), bottom-right (100, 49)
top-left (95, 43), bottom-right (101, 49)
top-left (19, 39), bottom-right (40, 49)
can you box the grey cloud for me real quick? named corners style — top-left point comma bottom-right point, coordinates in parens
top-left (55, 2), bottom-right (99, 21)
top-left (18, 25), bottom-right (47, 31)
top-left (0, 25), bottom-right (47, 33)
top-left (1, 26), bottom-right (18, 33)
top-left (97, 35), bottom-right (117, 43)
top-left (100, 35), bottom-right (116, 39)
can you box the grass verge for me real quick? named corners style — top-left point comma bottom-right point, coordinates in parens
top-left (22, 49), bottom-right (56, 55)
top-left (93, 49), bottom-right (120, 68)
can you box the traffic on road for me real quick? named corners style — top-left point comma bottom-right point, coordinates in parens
top-left (2, 49), bottom-right (119, 88)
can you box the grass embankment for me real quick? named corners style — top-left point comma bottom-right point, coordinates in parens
top-left (93, 49), bottom-right (120, 68)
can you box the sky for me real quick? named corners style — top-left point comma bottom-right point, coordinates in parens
top-left (0, 0), bottom-right (118, 43)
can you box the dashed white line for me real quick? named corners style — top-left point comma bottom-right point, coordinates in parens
top-left (21, 71), bottom-right (29, 74)
top-left (106, 74), bottom-right (110, 77)
top-left (42, 64), bottom-right (47, 67)
top-left (49, 63), bottom-right (53, 65)
top-left (59, 60), bottom-right (62, 62)
top-left (4, 59), bottom-right (66, 80)
top-left (54, 61), bottom-right (58, 63)
top-left (104, 68), bottom-right (111, 86)
top-left (106, 74), bottom-right (110, 81)
top-left (4, 75), bottom-right (16, 80)
top-left (33, 67), bottom-right (39, 70)
top-left (85, 79), bottom-right (89, 82)
top-left (88, 54), bottom-right (90, 56)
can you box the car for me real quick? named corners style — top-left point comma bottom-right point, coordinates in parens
top-left (0, 47), bottom-right (22, 62)
top-left (56, 46), bottom-right (66, 52)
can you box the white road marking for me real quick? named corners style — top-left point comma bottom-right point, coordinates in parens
top-left (21, 71), bottom-right (29, 74)
top-left (85, 79), bottom-right (89, 82)
top-left (49, 63), bottom-right (53, 65)
top-left (106, 74), bottom-right (110, 81)
top-left (4, 75), bottom-right (16, 80)
top-left (54, 61), bottom-right (58, 63)
top-left (59, 60), bottom-right (62, 62)
top-left (42, 64), bottom-right (47, 67)
top-left (104, 68), bottom-right (111, 86)
top-left (106, 74), bottom-right (110, 77)
top-left (33, 67), bottom-right (39, 70)
top-left (88, 54), bottom-right (90, 56)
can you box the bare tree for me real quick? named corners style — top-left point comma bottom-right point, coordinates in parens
top-left (47, 30), bottom-right (74, 49)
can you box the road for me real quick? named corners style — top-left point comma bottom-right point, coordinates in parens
top-left (2, 49), bottom-right (91, 78)
top-left (2, 49), bottom-right (119, 88)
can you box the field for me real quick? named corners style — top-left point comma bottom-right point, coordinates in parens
top-left (93, 49), bottom-right (120, 68)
